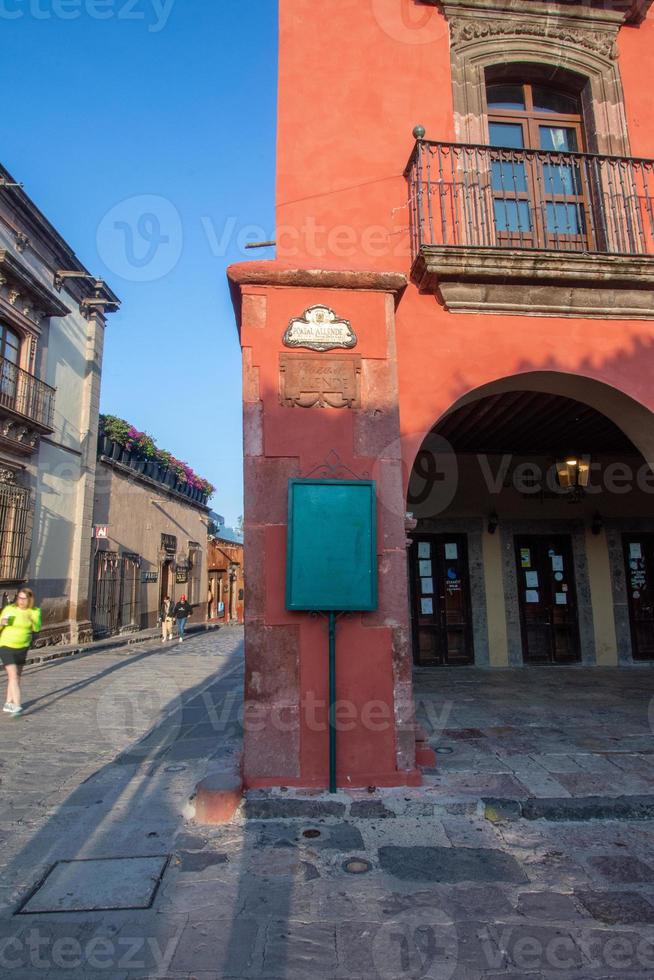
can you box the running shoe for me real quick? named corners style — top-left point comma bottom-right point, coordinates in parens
top-left (3, 702), bottom-right (13, 713)
top-left (8, 704), bottom-right (22, 717)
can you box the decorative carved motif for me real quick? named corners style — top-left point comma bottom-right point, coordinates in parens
top-left (14, 233), bottom-right (29, 253)
top-left (0, 468), bottom-right (15, 484)
top-left (449, 18), bottom-right (618, 59)
top-left (304, 449), bottom-right (370, 480)
top-left (279, 354), bottom-right (361, 409)
top-left (0, 413), bottom-right (41, 452)
top-left (283, 304), bottom-right (357, 352)
top-left (8, 289), bottom-right (19, 307)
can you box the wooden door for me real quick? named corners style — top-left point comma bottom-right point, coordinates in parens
top-left (515, 535), bottom-right (580, 664)
top-left (410, 534), bottom-right (474, 666)
top-left (623, 535), bottom-right (654, 661)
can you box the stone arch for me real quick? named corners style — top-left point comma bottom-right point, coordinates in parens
top-left (443, 4), bottom-right (630, 155)
top-left (436, 370), bottom-right (654, 469)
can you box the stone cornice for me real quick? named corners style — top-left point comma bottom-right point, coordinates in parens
top-left (227, 262), bottom-right (407, 294)
top-left (413, 245), bottom-right (654, 317)
top-left (437, 0), bottom-right (647, 26)
top-left (0, 250), bottom-right (70, 319)
top-left (227, 261), bottom-right (408, 329)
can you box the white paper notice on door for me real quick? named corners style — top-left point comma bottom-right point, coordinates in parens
top-left (419, 560), bottom-right (432, 577)
top-left (555, 592), bottom-right (568, 605)
top-left (525, 589), bottom-right (539, 603)
top-left (420, 598), bottom-right (434, 615)
top-left (445, 543), bottom-right (458, 559)
top-left (421, 577), bottom-right (434, 594)
top-left (551, 555), bottom-right (564, 572)
top-left (418, 542), bottom-right (431, 558)
top-left (630, 543), bottom-right (643, 559)
top-left (525, 571), bottom-right (539, 588)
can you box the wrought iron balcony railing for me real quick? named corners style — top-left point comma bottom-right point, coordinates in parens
top-left (405, 139), bottom-right (654, 260)
top-left (0, 357), bottom-right (55, 430)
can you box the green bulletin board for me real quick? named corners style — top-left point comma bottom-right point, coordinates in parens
top-left (286, 479), bottom-right (378, 611)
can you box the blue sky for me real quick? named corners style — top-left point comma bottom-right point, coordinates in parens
top-left (2, 0), bottom-right (278, 526)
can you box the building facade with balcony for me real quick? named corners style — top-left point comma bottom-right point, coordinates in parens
top-left (229, 0), bottom-right (654, 790)
top-left (0, 165), bottom-right (119, 643)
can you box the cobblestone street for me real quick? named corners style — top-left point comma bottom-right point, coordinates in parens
top-left (2, 633), bottom-right (654, 977)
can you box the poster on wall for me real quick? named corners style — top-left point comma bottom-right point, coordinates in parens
top-left (630, 542), bottom-right (643, 559)
top-left (421, 577), bottom-right (434, 594)
top-left (520, 548), bottom-right (531, 568)
top-left (525, 589), bottom-right (539, 603)
top-left (420, 598), bottom-right (434, 615)
top-left (551, 555), bottom-right (564, 572)
top-left (445, 543), bottom-right (458, 560)
top-left (525, 571), bottom-right (538, 588)
top-left (419, 560), bottom-right (432, 577)
top-left (418, 542), bottom-right (431, 558)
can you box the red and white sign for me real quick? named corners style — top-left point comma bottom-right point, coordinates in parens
top-left (94, 526), bottom-right (109, 539)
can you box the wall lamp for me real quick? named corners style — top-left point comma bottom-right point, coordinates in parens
top-left (556, 455), bottom-right (590, 492)
top-left (487, 511), bottom-right (499, 535)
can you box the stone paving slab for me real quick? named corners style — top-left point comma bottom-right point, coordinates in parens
top-left (5, 639), bottom-right (654, 977)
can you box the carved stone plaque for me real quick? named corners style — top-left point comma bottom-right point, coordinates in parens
top-left (283, 305), bottom-right (357, 352)
top-left (279, 354), bottom-right (361, 409)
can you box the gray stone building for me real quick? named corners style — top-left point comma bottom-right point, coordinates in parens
top-left (0, 163), bottom-right (119, 643)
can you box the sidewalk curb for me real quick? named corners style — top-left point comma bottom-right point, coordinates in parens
top-left (484, 794), bottom-right (654, 822)
top-left (26, 622), bottom-right (230, 667)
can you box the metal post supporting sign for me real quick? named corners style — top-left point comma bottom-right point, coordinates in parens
top-left (286, 479), bottom-right (378, 793)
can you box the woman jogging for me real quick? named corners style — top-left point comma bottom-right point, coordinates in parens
top-left (0, 588), bottom-right (41, 717)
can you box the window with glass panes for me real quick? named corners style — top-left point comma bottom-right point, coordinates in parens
top-left (486, 81), bottom-right (588, 250)
top-left (0, 324), bottom-right (21, 407)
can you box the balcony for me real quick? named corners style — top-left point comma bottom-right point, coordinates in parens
top-left (0, 358), bottom-right (55, 431)
top-left (405, 139), bottom-right (654, 317)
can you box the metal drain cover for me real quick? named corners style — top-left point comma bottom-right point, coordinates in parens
top-left (17, 856), bottom-right (169, 914)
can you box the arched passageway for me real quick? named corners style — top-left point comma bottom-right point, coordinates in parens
top-left (406, 374), bottom-right (654, 669)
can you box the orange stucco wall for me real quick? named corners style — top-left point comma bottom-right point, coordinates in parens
top-left (276, 0), bottom-right (654, 459)
top-left (232, 0), bottom-right (654, 789)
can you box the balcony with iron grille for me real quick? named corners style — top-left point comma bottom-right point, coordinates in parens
top-left (405, 137), bottom-right (654, 317)
top-left (0, 358), bottom-right (56, 453)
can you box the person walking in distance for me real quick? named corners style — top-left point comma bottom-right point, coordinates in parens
top-left (173, 594), bottom-right (192, 643)
top-left (0, 588), bottom-right (41, 717)
top-left (161, 594), bottom-right (175, 642)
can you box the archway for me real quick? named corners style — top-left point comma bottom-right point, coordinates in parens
top-left (406, 373), bottom-right (654, 669)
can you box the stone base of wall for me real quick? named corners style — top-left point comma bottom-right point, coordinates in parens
top-left (33, 620), bottom-right (93, 648)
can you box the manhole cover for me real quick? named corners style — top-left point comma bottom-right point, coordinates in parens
top-left (303, 829), bottom-right (321, 839)
top-left (16, 856), bottom-right (169, 914)
top-left (343, 858), bottom-right (372, 874)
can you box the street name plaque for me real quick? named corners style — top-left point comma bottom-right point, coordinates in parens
top-left (283, 304), bottom-right (357, 352)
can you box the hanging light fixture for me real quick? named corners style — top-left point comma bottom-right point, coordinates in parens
top-left (556, 455), bottom-right (591, 495)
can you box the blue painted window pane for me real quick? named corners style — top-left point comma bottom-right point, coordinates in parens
top-left (542, 163), bottom-right (582, 196)
top-left (494, 199), bottom-right (532, 232)
top-left (491, 160), bottom-right (528, 193)
top-left (546, 202), bottom-right (585, 235)
top-left (486, 83), bottom-right (525, 111)
top-left (489, 122), bottom-right (524, 149)
top-left (539, 126), bottom-right (578, 152)
top-left (533, 87), bottom-right (580, 115)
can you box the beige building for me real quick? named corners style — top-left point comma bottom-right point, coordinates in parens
top-left (91, 452), bottom-right (209, 635)
top-left (0, 164), bottom-right (119, 643)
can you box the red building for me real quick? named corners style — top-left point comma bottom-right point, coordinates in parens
top-left (229, 0), bottom-right (654, 790)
